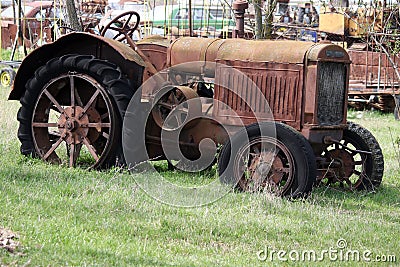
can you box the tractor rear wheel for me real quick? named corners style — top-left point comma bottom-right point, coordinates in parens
top-left (17, 55), bottom-right (134, 168)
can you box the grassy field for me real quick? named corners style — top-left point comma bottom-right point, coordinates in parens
top-left (0, 85), bottom-right (399, 266)
top-left (1, 48), bottom-right (27, 62)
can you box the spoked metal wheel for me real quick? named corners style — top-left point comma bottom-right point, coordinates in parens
top-left (218, 123), bottom-right (316, 198)
top-left (31, 73), bottom-right (117, 168)
top-left (320, 142), bottom-right (365, 189)
top-left (319, 122), bottom-right (384, 190)
top-left (151, 86), bottom-right (201, 131)
top-left (235, 137), bottom-right (295, 195)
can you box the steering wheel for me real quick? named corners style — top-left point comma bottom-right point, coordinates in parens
top-left (100, 11), bottom-right (141, 42)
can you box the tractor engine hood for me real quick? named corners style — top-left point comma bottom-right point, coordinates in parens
top-left (167, 37), bottom-right (350, 77)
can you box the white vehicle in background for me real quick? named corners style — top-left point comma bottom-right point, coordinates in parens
top-left (104, 1), bottom-right (152, 19)
top-left (99, 2), bottom-right (163, 40)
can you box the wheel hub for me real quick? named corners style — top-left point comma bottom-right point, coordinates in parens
top-left (65, 119), bottom-right (78, 131)
top-left (58, 106), bottom-right (89, 145)
top-left (1, 72), bottom-right (11, 86)
top-left (257, 162), bottom-right (270, 175)
top-left (251, 151), bottom-right (275, 175)
top-left (244, 151), bottom-right (278, 191)
top-left (328, 149), bottom-right (355, 180)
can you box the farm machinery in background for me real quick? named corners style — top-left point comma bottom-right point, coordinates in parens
top-left (270, 0), bottom-right (400, 117)
top-left (0, 61), bottom-right (19, 87)
top-left (8, 0), bottom-right (384, 198)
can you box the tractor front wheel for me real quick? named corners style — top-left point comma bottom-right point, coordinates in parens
top-left (319, 122), bottom-right (384, 190)
top-left (218, 122), bottom-right (316, 198)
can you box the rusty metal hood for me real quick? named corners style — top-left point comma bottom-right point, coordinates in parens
top-left (136, 35), bottom-right (171, 47)
top-left (168, 37), bottom-right (349, 68)
top-left (307, 43), bottom-right (350, 63)
top-left (216, 39), bottom-right (316, 64)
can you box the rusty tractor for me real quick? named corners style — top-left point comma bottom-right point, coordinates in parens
top-left (8, 9), bottom-right (384, 197)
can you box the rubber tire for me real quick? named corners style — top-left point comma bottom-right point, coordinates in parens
top-left (344, 122), bottom-right (384, 190)
top-left (218, 122), bottom-right (317, 198)
top-left (17, 54), bottom-right (135, 167)
top-left (1, 68), bottom-right (16, 87)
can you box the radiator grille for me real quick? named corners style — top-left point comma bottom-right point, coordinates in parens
top-left (216, 65), bottom-right (301, 122)
top-left (317, 62), bottom-right (346, 125)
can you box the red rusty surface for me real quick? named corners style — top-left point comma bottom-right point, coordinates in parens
top-left (167, 37), bottom-right (225, 76)
top-left (213, 60), bottom-right (303, 130)
top-left (1, 22), bottom-right (17, 48)
top-left (217, 39), bottom-right (314, 64)
top-left (136, 36), bottom-right (170, 81)
top-left (348, 49), bottom-right (400, 92)
top-left (1, 1), bottom-right (55, 48)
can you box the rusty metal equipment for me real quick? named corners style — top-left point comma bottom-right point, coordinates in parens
top-left (8, 0), bottom-right (384, 197)
top-left (347, 48), bottom-right (400, 115)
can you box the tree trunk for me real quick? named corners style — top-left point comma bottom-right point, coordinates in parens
top-left (254, 0), bottom-right (263, 39)
top-left (263, 0), bottom-right (276, 39)
top-left (66, 0), bottom-right (82, 31)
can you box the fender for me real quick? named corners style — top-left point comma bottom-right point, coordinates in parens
top-left (9, 32), bottom-right (146, 100)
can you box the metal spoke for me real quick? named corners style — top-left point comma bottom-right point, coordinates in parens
top-left (82, 136), bottom-right (99, 161)
top-left (74, 88), bottom-right (83, 107)
top-left (122, 14), bottom-right (133, 29)
top-left (115, 33), bottom-right (125, 41)
top-left (49, 131), bottom-right (61, 137)
top-left (69, 143), bottom-right (82, 167)
top-left (32, 122), bottom-right (58, 127)
top-left (70, 75), bottom-right (75, 107)
top-left (87, 123), bottom-right (111, 128)
top-left (158, 102), bottom-right (174, 110)
top-left (69, 143), bottom-right (75, 167)
top-left (174, 113), bottom-right (183, 125)
top-left (43, 132), bottom-right (66, 160)
top-left (102, 132), bottom-right (109, 139)
top-left (109, 26), bottom-right (123, 32)
top-left (101, 112), bottom-right (109, 120)
top-left (43, 89), bottom-right (65, 115)
top-left (171, 92), bottom-right (179, 104)
top-left (83, 90), bottom-right (100, 113)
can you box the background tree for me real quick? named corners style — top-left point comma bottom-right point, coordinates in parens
top-left (66, 0), bottom-right (82, 31)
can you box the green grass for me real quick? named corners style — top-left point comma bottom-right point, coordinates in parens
top-left (0, 86), bottom-right (399, 266)
top-left (0, 48), bottom-right (27, 62)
